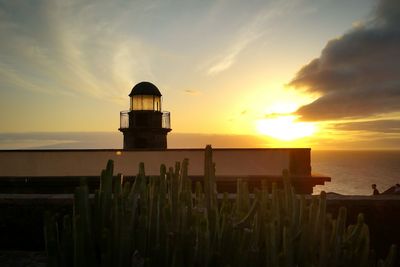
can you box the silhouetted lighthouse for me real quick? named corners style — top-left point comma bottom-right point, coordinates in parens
top-left (119, 82), bottom-right (171, 149)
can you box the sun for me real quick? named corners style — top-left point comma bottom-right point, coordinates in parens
top-left (256, 115), bottom-right (316, 141)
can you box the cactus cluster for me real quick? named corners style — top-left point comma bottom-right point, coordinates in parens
top-left (45, 145), bottom-right (397, 267)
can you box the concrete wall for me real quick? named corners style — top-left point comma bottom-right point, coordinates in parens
top-left (0, 149), bottom-right (302, 177)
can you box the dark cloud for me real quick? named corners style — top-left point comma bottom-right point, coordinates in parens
top-left (333, 119), bottom-right (400, 133)
top-left (290, 0), bottom-right (400, 121)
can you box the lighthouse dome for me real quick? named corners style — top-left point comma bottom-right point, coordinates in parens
top-left (129, 81), bottom-right (162, 97)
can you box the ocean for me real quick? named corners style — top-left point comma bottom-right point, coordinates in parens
top-left (312, 150), bottom-right (400, 195)
top-left (1, 132), bottom-right (399, 196)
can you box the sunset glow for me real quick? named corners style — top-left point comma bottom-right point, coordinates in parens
top-left (1, 0), bottom-right (399, 150)
top-left (256, 116), bottom-right (316, 141)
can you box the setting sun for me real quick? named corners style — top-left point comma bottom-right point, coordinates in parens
top-left (256, 115), bottom-right (316, 141)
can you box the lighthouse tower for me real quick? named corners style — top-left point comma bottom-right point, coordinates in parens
top-left (119, 82), bottom-right (171, 149)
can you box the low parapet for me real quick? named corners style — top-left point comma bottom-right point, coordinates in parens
top-left (0, 148), bottom-right (330, 194)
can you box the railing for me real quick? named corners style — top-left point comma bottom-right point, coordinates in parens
top-left (120, 111), bottom-right (129, 129)
top-left (162, 111), bottom-right (171, 129)
top-left (119, 110), bottom-right (171, 130)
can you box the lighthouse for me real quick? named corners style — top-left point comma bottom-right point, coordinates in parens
top-left (119, 82), bottom-right (171, 149)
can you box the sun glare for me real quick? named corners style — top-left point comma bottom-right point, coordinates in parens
top-left (256, 115), bottom-right (316, 141)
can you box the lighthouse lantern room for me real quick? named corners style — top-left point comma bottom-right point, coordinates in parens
top-left (119, 82), bottom-right (171, 149)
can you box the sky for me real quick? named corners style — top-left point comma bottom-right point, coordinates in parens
top-left (0, 0), bottom-right (399, 149)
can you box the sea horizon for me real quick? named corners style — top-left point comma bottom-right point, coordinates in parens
top-left (1, 131), bottom-right (400, 151)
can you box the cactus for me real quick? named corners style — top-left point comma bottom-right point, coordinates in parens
top-left (44, 211), bottom-right (60, 267)
top-left (44, 146), bottom-right (397, 267)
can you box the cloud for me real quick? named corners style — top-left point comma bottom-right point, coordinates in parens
top-left (0, 132), bottom-right (121, 149)
top-left (333, 119), bottom-right (400, 133)
top-left (0, 132), bottom-right (270, 149)
top-left (184, 89), bottom-right (201, 95)
top-left (264, 113), bottom-right (291, 119)
top-left (289, 0), bottom-right (400, 121)
top-left (311, 135), bottom-right (400, 150)
top-left (206, 18), bottom-right (264, 76)
top-left (206, 0), bottom-right (303, 76)
top-left (0, 0), bottom-right (157, 103)
top-left (207, 29), bottom-right (262, 75)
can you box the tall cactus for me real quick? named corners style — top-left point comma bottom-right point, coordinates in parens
top-left (44, 146), bottom-right (397, 267)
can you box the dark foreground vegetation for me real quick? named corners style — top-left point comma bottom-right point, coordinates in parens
top-left (43, 145), bottom-right (397, 267)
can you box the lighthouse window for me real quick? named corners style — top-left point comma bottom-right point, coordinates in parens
top-left (154, 97), bottom-right (161, 111)
top-left (132, 95), bottom-right (155, 110)
top-left (142, 95), bottom-right (154, 110)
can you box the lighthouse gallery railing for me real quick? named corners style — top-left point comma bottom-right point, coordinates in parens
top-left (119, 111), bottom-right (171, 130)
